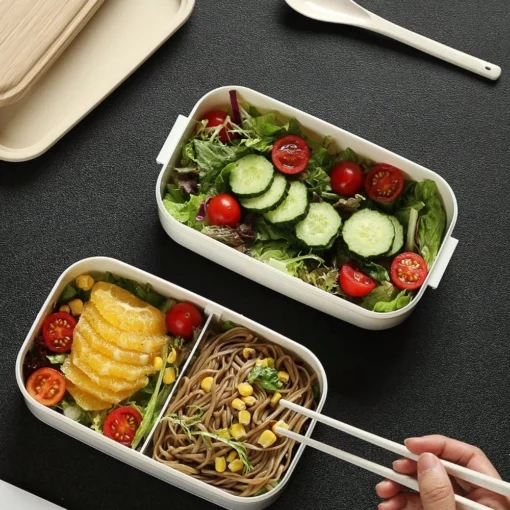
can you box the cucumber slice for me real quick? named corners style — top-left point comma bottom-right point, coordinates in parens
top-left (296, 202), bottom-right (342, 249)
top-left (264, 181), bottom-right (309, 225)
top-left (229, 155), bottom-right (274, 198)
top-left (239, 174), bottom-right (289, 213)
top-left (387, 216), bottom-right (404, 256)
top-left (342, 209), bottom-right (395, 258)
top-left (405, 207), bottom-right (419, 252)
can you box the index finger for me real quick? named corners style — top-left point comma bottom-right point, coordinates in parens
top-left (405, 435), bottom-right (501, 480)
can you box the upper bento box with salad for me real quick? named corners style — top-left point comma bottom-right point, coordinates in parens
top-left (16, 257), bottom-right (327, 510)
top-left (156, 86), bottom-right (459, 330)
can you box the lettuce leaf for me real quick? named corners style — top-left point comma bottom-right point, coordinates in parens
top-left (102, 272), bottom-right (166, 308)
top-left (361, 281), bottom-right (411, 312)
top-left (335, 147), bottom-right (375, 173)
top-left (163, 193), bottom-right (208, 232)
top-left (414, 180), bottom-right (446, 267)
top-left (252, 217), bottom-right (296, 243)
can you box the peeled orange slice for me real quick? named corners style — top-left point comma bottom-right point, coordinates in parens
top-left (73, 331), bottom-right (155, 381)
top-left (82, 302), bottom-right (168, 354)
top-left (71, 351), bottom-right (148, 393)
top-left (90, 282), bottom-right (167, 336)
top-left (62, 358), bottom-right (132, 404)
top-left (76, 317), bottom-right (152, 366)
top-left (66, 382), bottom-right (112, 411)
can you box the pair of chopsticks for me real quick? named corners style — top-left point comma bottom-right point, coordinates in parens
top-left (277, 400), bottom-right (510, 510)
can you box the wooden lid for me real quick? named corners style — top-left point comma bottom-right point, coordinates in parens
top-left (0, 0), bottom-right (104, 107)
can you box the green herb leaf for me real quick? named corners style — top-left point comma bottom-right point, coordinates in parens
top-left (248, 366), bottom-right (282, 392)
top-left (359, 261), bottom-right (390, 282)
top-left (195, 431), bottom-right (253, 474)
top-left (46, 354), bottom-right (67, 365)
top-left (59, 284), bottom-right (78, 304)
top-left (221, 320), bottom-right (237, 331)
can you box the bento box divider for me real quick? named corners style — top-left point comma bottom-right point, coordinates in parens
top-left (156, 114), bottom-right (189, 167)
top-left (139, 309), bottom-right (220, 454)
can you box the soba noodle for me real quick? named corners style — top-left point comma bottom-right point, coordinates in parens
top-left (152, 327), bottom-right (317, 497)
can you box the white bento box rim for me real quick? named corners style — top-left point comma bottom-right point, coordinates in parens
top-left (15, 257), bottom-right (328, 510)
top-left (155, 86), bottom-right (459, 325)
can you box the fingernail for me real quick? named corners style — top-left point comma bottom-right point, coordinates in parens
top-left (392, 459), bottom-right (406, 469)
top-left (378, 503), bottom-right (390, 510)
top-left (404, 437), bottom-right (417, 445)
top-left (419, 452), bottom-right (439, 472)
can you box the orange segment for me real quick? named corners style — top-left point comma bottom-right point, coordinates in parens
top-left (76, 317), bottom-right (152, 366)
top-left (90, 282), bottom-right (167, 336)
top-left (62, 357), bottom-right (132, 404)
top-left (71, 352), bottom-right (148, 393)
top-left (82, 302), bottom-right (168, 354)
top-left (73, 331), bottom-right (155, 381)
top-left (66, 382), bottom-right (112, 411)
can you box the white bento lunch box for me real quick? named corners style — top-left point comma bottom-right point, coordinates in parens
top-left (15, 257), bottom-right (328, 510)
top-left (155, 86), bottom-right (459, 330)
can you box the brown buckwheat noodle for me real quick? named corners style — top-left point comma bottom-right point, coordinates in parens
top-left (152, 327), bottom-right (317, 497)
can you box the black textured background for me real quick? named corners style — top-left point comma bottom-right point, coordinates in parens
top-left (1, 1), bottom-right (510, 509)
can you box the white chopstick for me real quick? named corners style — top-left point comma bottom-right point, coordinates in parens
top-left (280, 400), bottom-right (510, 498)
top-left (280, 400), bottom-right (510, 497)
top-left (276, 426), bottom-right (490, 510)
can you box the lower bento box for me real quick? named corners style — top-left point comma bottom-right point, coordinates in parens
top-left (155, 86), bottom-right (459, 330)
top-left (16, 257), bottom-right (327, 510)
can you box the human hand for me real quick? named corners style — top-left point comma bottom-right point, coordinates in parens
top-left (376, 435), bottom-right (510, 510)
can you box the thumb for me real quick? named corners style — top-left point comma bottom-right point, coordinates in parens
top-left (417, 453), bottom-right (456, 510)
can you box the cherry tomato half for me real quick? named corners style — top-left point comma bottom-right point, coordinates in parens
top-left (339, 262), bottom-right (377, 297)
top-left (26, 367), bottom-right (66, 406)
top-left (391, 252), bottom-right (428, 290)
top-left (365, 164), bottom-right (404, 203)
top-left (271, 135), bottom-right (310, 175)
top-left (207, 194), bottom-right (242, 228)
top-left (42, 312), bottom-right (77, 353)
top-left (166, 303), bottom-right (203, 340)
top-left (330, 161), bottom-right (365, 196)
top-left (201, 109), bottom-right (236, 144)
top-left (103, 407), bottom-right (143, 447)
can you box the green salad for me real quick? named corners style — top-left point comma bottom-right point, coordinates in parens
top-left (163, 90), bottom-right (447, 312)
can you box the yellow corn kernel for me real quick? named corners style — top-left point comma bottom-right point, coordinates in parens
top-left (237, 382), bottom-right (253, 397)
top-left (228, 459), bottom-right (244, 473)
top-left (257, 430), bottom-right (277, 448)
top-left (153, 356), bottom-right (164, 371)
top-left (230, 423), bottom-right (246, 440)
top-left (68, 298), bottom-right (84, 316)
top-left (272, 420), bottom-right (289, 437)
top-left (215, 456), bottom-right (226, 473)
top-left (267, 358), bottom-right (275, 368)
top-left (255, 358), bottom-right (268, 367)
top-left (238, 410), bottom-right (251, 425)
top-left (277, 371), bottom-right (289, 384)
top-left (163, 367), bottom-right (176, 385)
top-left (75, 274), bottom-right (94, 291)
top-left (217, 429), bottom-right (231, 440)
top-left (242, 396), bottom-right (257, 407)
top-left (59, 304), bottom-right (71, 314)
top-left (227, 450), bottom-right (238, 463)
top-left (201, 376), bottom-right (214, 393)
top-left (232, 398), bottom-right (246, 411)
top-left (167, 348), bottom-right (177, 364)
top-left (270, 392), bottom-right (282, 408)
top-left (242, 348), bottom-right (255, 359)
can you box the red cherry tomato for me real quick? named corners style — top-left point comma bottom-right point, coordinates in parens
top-left (103, 407), bottom-right (143, 447)
top-left (26, 367), bottom-right (66, 406)
top-left (330, 161), bottom-right (365, 196)
top-left (365, 164), bottom-right (404, 203)
top-left (166, 303), bottom-right (203, 340)
top-left (201, 109), bottom-right (236, 144)
top-left (42, 312), bottom-right (76, 353)
top-left (207, 194), bottom-right (242, 227)
top-left (339, 262), bottom-right (377, 297)
top-left (391, 252), bottom-right (428, 290)
top-left (271, 135), bottom-right (310, 174)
